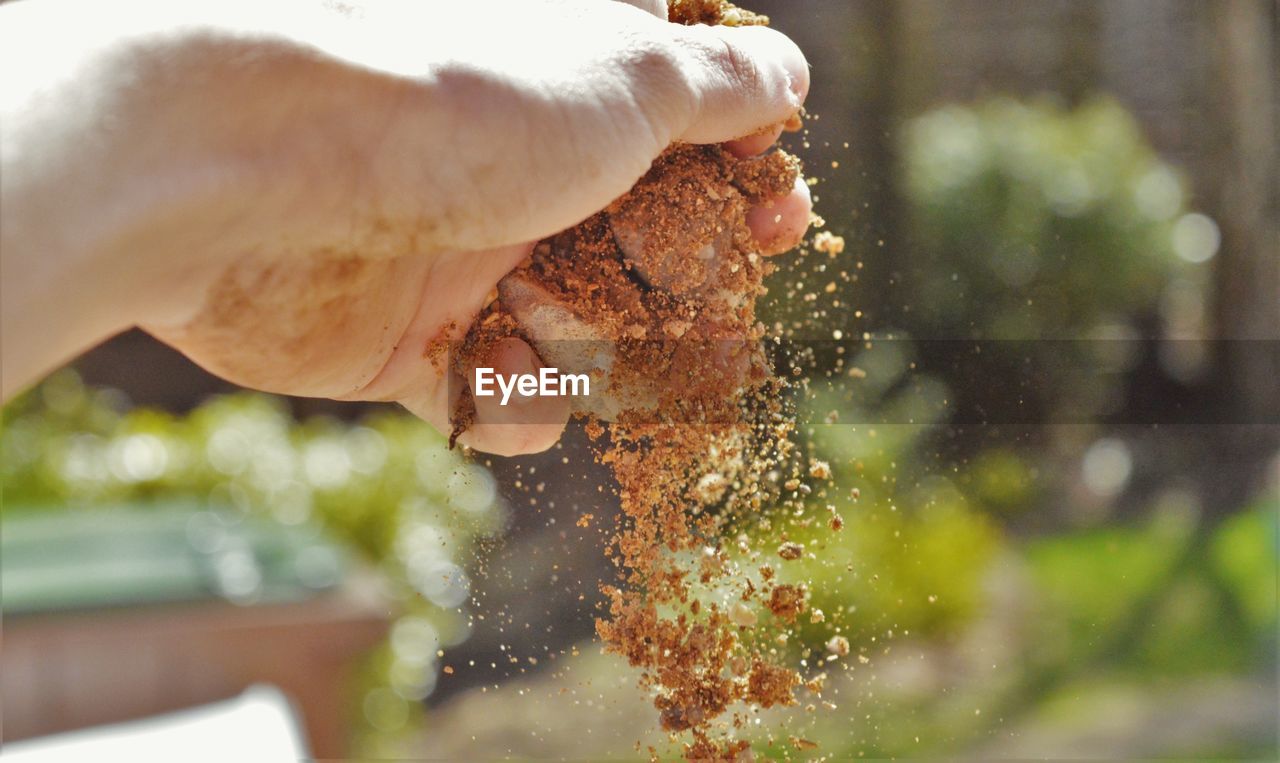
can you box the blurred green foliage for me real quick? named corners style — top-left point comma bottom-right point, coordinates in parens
top-left (893, 97), bottom-right (1218, 439)
top-left (766, 408), bottom-right (1276, 758)
top-left (733, 97), bottom-right (1274, 758)
top-left (902, 97), bottom-right (1197, 338)
top-left (780, 385), bottom-right (1005, 654)
top-left (1025, 497), bottom-right (1278, 678)
top-left (2, 370), bottom-right (505, 755)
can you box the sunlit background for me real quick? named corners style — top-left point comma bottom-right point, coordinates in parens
top-left (2, 1), bottom-right (1275, 759)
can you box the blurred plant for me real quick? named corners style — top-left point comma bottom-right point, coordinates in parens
top-left (902, 96), bottom-right (1207, 337)
top-left (722, 340), bottom-right (1008, 663)
top-left (1, 370), bottom-right (505, 756)
top-left (729, 325), bottom-right (1274, 758)
top-left (897, 97), bottom-right (1217, 435)
top-left (1026, 491), bottom-right (1278, 680)
top-left (781, 403), bottom-right (1003, 656)
top-left (778, 490), bottom-right (1277, 760)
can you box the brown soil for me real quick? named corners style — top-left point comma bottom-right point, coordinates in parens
top-left (453, 2), bottom-right (815, 758)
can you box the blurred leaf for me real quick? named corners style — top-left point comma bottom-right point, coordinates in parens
top-left (1210, 498), bottom-right (1280, 634)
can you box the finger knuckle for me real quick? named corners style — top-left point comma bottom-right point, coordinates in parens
top-left (613, 32), bottom-right (697, 142)
top-left (710, 35), bottom-right (763, 95)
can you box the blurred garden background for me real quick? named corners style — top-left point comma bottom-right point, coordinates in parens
top-left (2, 0), bottom-right (1276, 759)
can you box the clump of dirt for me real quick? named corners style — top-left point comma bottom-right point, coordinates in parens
top-left (453, 2), bottom-right (819, 758)
top-left (668, 0), bottom-right (769, 26)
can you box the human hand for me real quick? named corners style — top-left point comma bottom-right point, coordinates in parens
top-left (0, 0), bottom-right (811, 455)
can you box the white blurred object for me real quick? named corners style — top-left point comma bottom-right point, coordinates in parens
top-left (1, 686), bottom-right (308, 762)
top-left (1081, 437), bottom-right (1134, 499)
top-left (1170, 212), bottom-right (1220, 263)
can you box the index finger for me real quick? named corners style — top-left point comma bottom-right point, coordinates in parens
top-left (669, 22), bottom-right (810, 146)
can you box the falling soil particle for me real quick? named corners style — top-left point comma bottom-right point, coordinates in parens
top-left (451, 2), bottom-right (835, 758)
top-left (777, 541), bottom-right (804, 560)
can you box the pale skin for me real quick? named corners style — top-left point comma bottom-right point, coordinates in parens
top-left (1, 0), bottom-right (811, 456)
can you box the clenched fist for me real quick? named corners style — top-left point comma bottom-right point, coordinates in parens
top-left (1, 0), bottom-right (811, 454)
